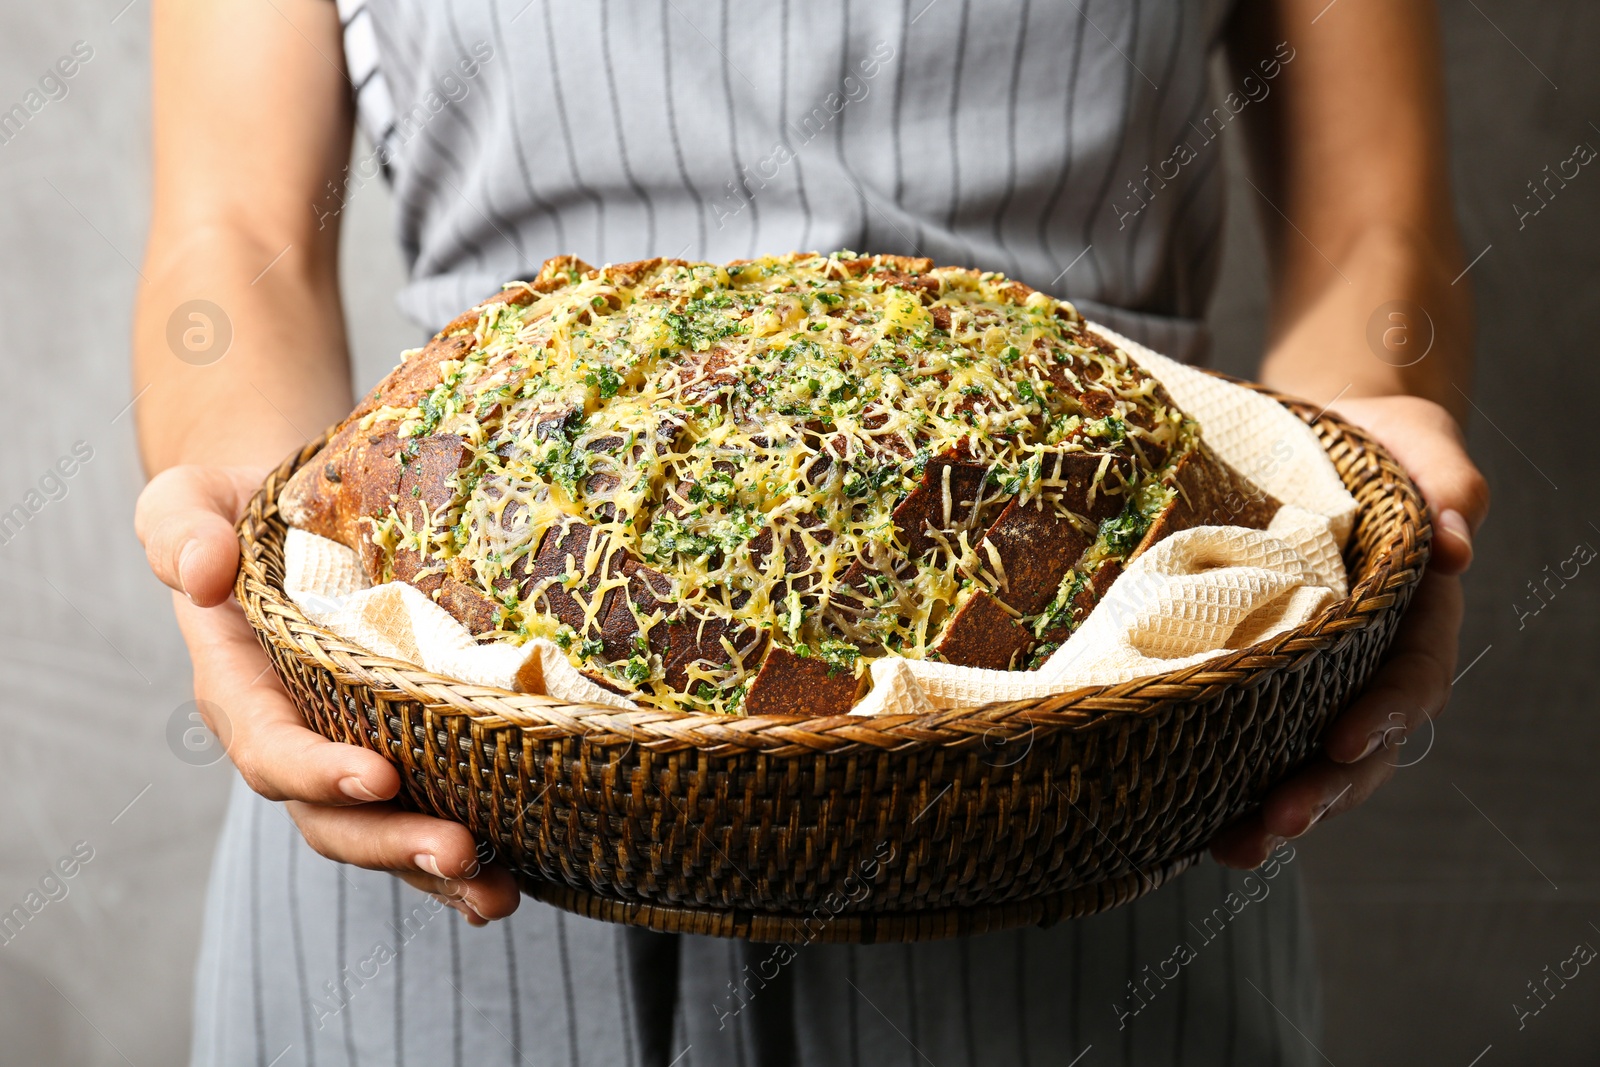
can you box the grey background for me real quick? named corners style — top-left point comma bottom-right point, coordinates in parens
top-left (0, 2), bottom-right (1593, 1063)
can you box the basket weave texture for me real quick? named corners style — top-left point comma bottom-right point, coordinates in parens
top-left (236, 379), bottom-right (1429, 943)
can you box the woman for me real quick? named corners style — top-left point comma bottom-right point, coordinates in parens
top-left (133, 0), bottom-right (1487, 1062)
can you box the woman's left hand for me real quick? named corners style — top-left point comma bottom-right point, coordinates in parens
top-left (1209, 394), bottom-right (1490, 868)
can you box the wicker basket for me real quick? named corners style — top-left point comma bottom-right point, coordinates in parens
top-left (236, 379), bottom-right (1428, 943)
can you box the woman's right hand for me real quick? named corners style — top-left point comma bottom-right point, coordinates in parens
top-left (134, 464), bottom-right (520, 924)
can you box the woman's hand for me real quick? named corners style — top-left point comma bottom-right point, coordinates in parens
top-left (1210, 394), bottom-right (1489, 868)
top-left (135, 464), bottom-right (521, 923)
top-left (136, 2), bottom-right (518, 923)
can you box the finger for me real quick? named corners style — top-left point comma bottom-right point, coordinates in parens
top-left (394, 872), bottom-right (495, 927)
top-left (288, 801), bottom-right (521, 921)
top-left (1391, 441), bottom-right (1484, 576)
top-left (1208, 810), bottom-right (1275, 870)
top-left (135, 465), bottom-right (262, 605)
top-left (1259, 753), bottom-right (1393, 842)
top-left (176, 593), bottom-right (400, 805)
top-left (1210, 753), bottom-right (1394, 868)
top-left (393, 871), bottom-right (486, 926)
top-left (1323, 572), bottom-right (1462, 763)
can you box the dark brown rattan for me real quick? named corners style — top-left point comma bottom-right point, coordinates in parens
top-left (235, 379), bottom-right (1429, 943)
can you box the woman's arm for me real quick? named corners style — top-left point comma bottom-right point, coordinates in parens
top-left (133, 0), bottom-right (517, 920)
top-left (1230, 0), bottom-right (1472, 417)
top-left (135, 0), bottom-right (354, 469)
top-left (1211, 0), bottom-right (1491, 866)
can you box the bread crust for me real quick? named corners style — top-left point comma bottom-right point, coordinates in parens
top-left (931, 589), bottom-right (1036, 670)
top-left (743, 646), bottom-right (867, 717)
top-left (1136, 439), bottom-right (1281, 551)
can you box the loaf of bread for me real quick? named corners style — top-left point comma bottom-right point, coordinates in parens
top-left (280, 253), bottom-right (1279, 714)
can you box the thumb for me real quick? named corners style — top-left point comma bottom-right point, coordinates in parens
top-left (1331, 396), bottom-right (1490, 576)
top-left (134, 465), bottom-right (264, 607)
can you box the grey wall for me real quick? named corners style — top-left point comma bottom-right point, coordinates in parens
top-left (0, 2), bottom-right (1593, 1064)
top-left (0, 7), bottom-right (410, 1065)
top-left (0, 8), bottom-right (212, 1067)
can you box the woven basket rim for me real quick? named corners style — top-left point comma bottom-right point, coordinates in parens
top-left (236, 372), bottom-right (1430, 752)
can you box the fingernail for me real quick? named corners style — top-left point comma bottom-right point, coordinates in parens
top-left (440, 895), bottom-right (486, 923)
top-left (1294, 794), bottom-right (1342, 838)
top-left (177, 539), bottom-right (201, 600)
top-left (1440, 509), bottom-right (1473, 560)
top-left (1330, 729), bottom-right (1385, 764)
top-left (415, 853), bottom-right (445, 879)
top-left (1358, 730), bottom-right (1386, 762)
top-left (338, 776), bottom-right (382, 802)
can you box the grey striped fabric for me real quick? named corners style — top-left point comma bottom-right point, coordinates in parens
top-left (192, 780), bottom-right (1319, 1066)
top-left (340, 0), bottom-right (1233, 355)
top-left (192, 1), bottom-right (1327, 1062)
